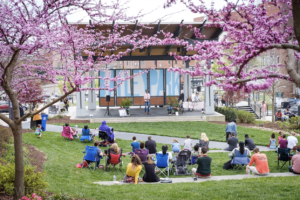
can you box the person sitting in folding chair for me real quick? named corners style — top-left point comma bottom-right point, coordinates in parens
top-left (123, 155), bottom-right (143, 184)
top-left (192, 147), bottom-right (212, 179)
top-left (81, 125), bottom-right (95, 142)
top-left (143, 155), bottom-right (160, 183)
top-left (288, 147), bottom-right (300, 174)
top-left (156, 145), bottom-right (171, 177)
top-left (277, 147), bottom-right (292, 169)
top-left (134, 143), bottom-right (149, 164)
top-left (84, 141), bottom-right (103, 169)
top-left (230, 141), bottom-right (251, 170)
top-left (246, 148), bottom-right (269, 175)
top-left (62, 123), bottom-right (77, 140)
top-left (99, 120), bottom-right (115, 143)
top-left (105, 143), bottom-right (123, 171)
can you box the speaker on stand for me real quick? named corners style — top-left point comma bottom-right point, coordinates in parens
top-left (104, 95), bottom-right (110, 116)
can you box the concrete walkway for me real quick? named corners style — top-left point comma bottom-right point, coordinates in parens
top-left (94, 173), bottom-right (298, 185)
top-left (17, 121), bottom-right (271, 152)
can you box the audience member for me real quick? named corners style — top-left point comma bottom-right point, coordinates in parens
top-left (224, 132), bottom-right (238, 151)
top-left (199, 133), bottom-right (209, 151)
top-left (171, 139), bottom-right (180, 153)
top-left (275, 110), bottom-right (283, 122)
top-left (192, 144), bottom-right (200, 157)
top-left (131, 136), bottom-right (140, 153)
top-left (162, 145), bottom-right (172, 162)
top-left (246, 148), bottom-right (269, 175)
top-left (105, 143), bottom-right (122, 168)
top-left (86, 141), bottom-right (103, 169)
top-left (226, 119), bottom-right (237, 141)
top-left (35, 124), bottom-right (42, 138)
top-left (278, 132), bottom-right (283, 147)
top-left (230, 141), bottom-right (251, 157)
top-left (99, 120), bottom-right (111, 134)
top-left (140, 142), bottom-right (145, 149)
top-left (287, 132), bottom-right (298, 150)
top-left (145, 136), bottom-right (157, 154)
top-left (192, 147), bottom-right (212, 178)
top-left (279, 134), bottom-right (288, 149)
top-left (124, 155), bottom-right (142, 184)
top-left (288, 147), bottom-right (300, 174)
top-left (183, 135), bottom-right (192, 151)
top-left (283, 108), bottom-right (291, 121)
top-left (245, 134), bottom-right (256, 150)
top-left (269, 133), bottom-right (276, 149)
top-left (142, 155), bottom-right (160, 182)
top-left (82, 125), bottom-right (95, 139)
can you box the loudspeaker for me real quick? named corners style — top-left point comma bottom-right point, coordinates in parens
top-left (106, 95), bottom-right (110, 102)
top-left (298, 105), bottom-right (300, 116)
top-left (197, 86), bottom-right (201, 92)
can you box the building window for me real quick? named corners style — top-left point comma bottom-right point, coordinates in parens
top-left (142, 61), bottom-right (144, 65)
top-left (168, 61), bottom-right (171, 65)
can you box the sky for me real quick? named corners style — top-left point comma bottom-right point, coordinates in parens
top-left (66, 0), bottom-right (230, 24)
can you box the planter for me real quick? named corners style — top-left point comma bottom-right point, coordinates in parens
top-left (175, 111), bottom-right (179, 116)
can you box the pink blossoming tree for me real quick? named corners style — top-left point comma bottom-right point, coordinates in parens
top-left (0, 1), bottom-right (160, 199)
top-left (164, 0), bottom-right (300, 93)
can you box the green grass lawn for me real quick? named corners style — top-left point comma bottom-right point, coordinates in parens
top-left (22, 131), bottom-right (299, 200)
top-left (53, 121), bottom-right (300, 146)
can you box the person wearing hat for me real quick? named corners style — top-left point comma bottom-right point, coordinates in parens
top-left (225, 119), bottom-right (237, 141)
top-left (288, 147), bottom-right (300, 174)
top-left (194, 92), bottom-right (201, 102)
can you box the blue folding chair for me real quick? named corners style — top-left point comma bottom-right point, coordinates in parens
top-left (80, 128), bottom-right (93, 142)
top-left (231, 149), bottom-right (250, 170)
top-left (156, 153), bottom-right (169, 177)
top-left (82, 145), bottom-right (98, 170)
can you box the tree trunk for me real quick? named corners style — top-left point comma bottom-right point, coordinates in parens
top-left (12, 123), bottom-right (24, 200)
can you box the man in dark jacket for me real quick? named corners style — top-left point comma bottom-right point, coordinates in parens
top-left (224, 132), bottom-right (238, 151)
top-left (245, 134), bottom-right (256, 150)
top-left (145, 136), bottom-right (156, 154)
top-left (192, 147), bottom-right (212, 178)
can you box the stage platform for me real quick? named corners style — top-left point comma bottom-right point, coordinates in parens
top-left (72, 106), bottom-right (225, 123)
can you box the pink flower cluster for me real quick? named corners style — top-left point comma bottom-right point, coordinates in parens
top-left (21, 193), bottom-right (41, 200)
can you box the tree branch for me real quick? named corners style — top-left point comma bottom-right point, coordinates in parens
top-left (232, 74), bottom-right (290, 85)
top-left (0, 113), bottom-right (14, 127)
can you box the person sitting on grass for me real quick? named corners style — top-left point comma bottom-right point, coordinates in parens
top-left (145, 136), bottom-right (157, 154)
top-left (82, 125), bottom-right (95, 140)
top-left (183, 135), bottom-right (192, 151)
top-left (192, 147), bottom-right (212, 179)
top-left (199, 133), bottom-right (209, 151)
top-left (123, 155), bottom-right (143, 184)
top-left (288, 147), bottom-right (300, 174)
top-left (230, 141), bottom-right (251, 158)
top-left (269, 133), bottom-right (276, 149)
top-left (192, 144), bottom-right (200, 158)
top-left (142, 155), bottom-right (160, 183)
top-left (279, 134), bottom-right (288, 149)
top-left (246, 148), bottom-right (269, 176)
top-left (224, 132), bottom-right (238, 151)
top-left (86, 141), bottom-right (103, 169)
top-left (131, 136), bottom-right (140, 153)
top-left (171, 139), bottom-right (180, 153)
top-left (245, 134), bottom-right (256, 150)
top-left (287, 132), bottom-right (298, 150)
top-left (275, 110), bottom-right (283, 122)
top-left (35, 124), bottom-right (42, 138)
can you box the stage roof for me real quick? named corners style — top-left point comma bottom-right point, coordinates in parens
top-left (74, 20), bottom-right (222, 60)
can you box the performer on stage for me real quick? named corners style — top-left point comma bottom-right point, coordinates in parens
top-left (194, 92), bottom-right (201, 102)
top-left (144, 89), bottom-right (150, 115)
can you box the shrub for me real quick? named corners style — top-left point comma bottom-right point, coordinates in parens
top-left (50, 193), bottom-right (74, 200)
top-left (288, 116), bottom-right (300, 130)
top-left (0, 128), bottom-right (12, 152)
top-left (217, 107), bottom-right (237, 122)
top-left (0, 162), bottom-right (48, 196)
top-left (236, 110), bottom-right (256, 124)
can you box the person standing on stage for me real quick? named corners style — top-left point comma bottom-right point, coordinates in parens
top-left (144, 89), bottom-right (150, 115)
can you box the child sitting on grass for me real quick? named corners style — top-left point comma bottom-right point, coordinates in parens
top-left (35, 124), bottom-right (42, 138)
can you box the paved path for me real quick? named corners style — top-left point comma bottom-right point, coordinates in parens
top-left (94, 173), bottom-right (298, 185)
top-left (18, 121), bottom-right (271, 152)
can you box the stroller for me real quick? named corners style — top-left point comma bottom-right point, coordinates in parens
top-left (170, 149), bottom-right (192, 176)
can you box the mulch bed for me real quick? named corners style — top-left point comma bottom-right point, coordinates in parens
top-left (209, 121), bottom-right (286, 132)
top-left (47, 116), bottom-right (89, 124)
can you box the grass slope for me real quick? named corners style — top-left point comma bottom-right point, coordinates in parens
top-left (22, 131), bottom-right (299, 200)
top-left (53, 121), bottom-right (300, 146)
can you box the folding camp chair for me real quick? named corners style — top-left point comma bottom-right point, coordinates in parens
top-left (231, 149), bottom-right (250, 170)
top-left (135, 149), bottom-right (149, 172)
top-left (99, 130), bottom-right (109, 146)
top-left (82, 145), bottom-right (98, 170)
top-left (105, 149), bottom-right (123, 172)
top-left (80, 129), bottom-right (93, 142)
top-left (156, 153), bottom-right (169, 177)
top-left (277, 148), bottom-right (291, 169)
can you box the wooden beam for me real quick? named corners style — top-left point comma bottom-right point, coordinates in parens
top-left (130, 20), bottom-right (138, 56)
top-left (147, 20), bottom-right (161, 56)
top-left (164, 20), bottom-right (184, 55)
top-left (212, 28), bottom-right (223, 39)
top-left (192, 19), bottom-right (206, 39)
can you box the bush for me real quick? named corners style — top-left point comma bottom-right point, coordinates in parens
top-left (217, 107), bottom-right (237, 122)
top-left (0, 128), bottom-right (12, 152)
top-left (50, 193), bottom-right (74, 200)
top-left (0, 162), bottom-right (48, 196)
top-left (236, 110), bottom-right (256, 124)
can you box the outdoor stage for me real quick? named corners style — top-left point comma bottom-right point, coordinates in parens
top-left (72, 106), bottom-right (225, 123)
